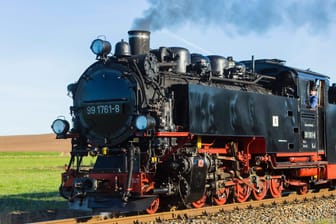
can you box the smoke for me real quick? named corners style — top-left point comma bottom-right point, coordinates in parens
top-left (133, 0), bottom-right (336, 34)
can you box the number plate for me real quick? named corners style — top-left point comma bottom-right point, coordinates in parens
top-left (85, 103), bottom-right (122, 115)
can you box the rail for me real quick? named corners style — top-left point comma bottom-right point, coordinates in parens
top-left (31, 188), bottom-right (335, 224)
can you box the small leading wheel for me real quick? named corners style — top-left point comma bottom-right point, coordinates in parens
top-left (214, 187), bottom-right (230, 205)
top-left (146, 197), bottom-right (160, 214)
top-left (191, 195), bottom-right (207, 208)
top-left (297, 184), bottom-right (308, 195)
top-left (252, 179), bottom-right (269, 201)
top-left (234, 183), bottom-right (251, 203)
top-left (269, 179), bottom-right (283, 198)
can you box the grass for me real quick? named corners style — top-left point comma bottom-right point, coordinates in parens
top-left (0, 152), bottom-right (70, 213)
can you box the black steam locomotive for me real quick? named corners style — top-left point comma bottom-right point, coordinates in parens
top-left (52, 30), bottom-right (336, 213)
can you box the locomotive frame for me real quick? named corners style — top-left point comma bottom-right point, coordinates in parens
top-left (52, 30), bottom-right (336, 214)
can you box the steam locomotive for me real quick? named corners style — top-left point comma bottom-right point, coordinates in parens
top-left (52, 30), bottom-right (336, 213)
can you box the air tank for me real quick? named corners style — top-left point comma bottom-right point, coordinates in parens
top-left (169, 47), bottom-right (191, 73)
top-left (208, 55), bottom-right (229, 78)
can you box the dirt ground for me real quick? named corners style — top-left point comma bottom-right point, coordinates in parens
top-left (0, 133), bottom-right (70, 152)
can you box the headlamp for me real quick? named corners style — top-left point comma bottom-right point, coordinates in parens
top-left (135, 116), bottom-right (147, 130)
top-left (90, 39), bottom-right (111, 57)
top-left (135, 115), bottom-right (156, 130)
top-left (51, 119), bottom-right (70, 135)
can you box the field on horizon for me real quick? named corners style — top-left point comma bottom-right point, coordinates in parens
top-left (0, 134), bottom-right (70, 152)
top-left (0, 152), bottom-right (69, 214)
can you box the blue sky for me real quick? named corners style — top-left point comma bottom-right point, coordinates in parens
top-left (0, 0), bottom-right (335, 135)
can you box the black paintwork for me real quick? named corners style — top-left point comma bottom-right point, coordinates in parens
top-left (88, 196), bottom-right (157, 212)
top-left (73, 62), bottom-right (137, 145)
top-left (184, 157), bottom-right (208, 203)
top-left (174, 83), bottom-right (301, 153)
top-left (326, 103), bottom-right (336, 162)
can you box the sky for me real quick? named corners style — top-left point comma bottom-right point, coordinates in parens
top-left (0, 0), bottom-right (335, 136)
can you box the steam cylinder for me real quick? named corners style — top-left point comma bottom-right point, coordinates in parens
top-left (128, 30), bottom-right (150, 55)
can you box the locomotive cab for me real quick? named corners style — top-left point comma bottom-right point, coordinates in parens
top-left (297, 73), bottom-right (327, 154)
top-left (243, 59), bottom-right (329, 154)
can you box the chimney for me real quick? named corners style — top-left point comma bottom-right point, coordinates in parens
top-left (128, 30), bottom-right (150, 55)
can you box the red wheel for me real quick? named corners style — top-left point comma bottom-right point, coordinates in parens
top-left (234, 183), bottom-right (251, 203)
top-left (269, 179), bottom-right (283, 198)
top-left (214, 187), bottom-right (230, 205)
top-left (297, 184), bottom-right (308, 195)
top-left (146, 197), bottom-right (160, 214)
top-left (192, 195), bottom-right (207, 208)
top-left (252, 179), bottom-right (269, 201)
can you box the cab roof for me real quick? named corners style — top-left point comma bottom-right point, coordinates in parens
top-left (241, 58), bottom-right (330, 80)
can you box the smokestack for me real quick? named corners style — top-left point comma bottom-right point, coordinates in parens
top-left (128, 30), bottom-right (150, 55)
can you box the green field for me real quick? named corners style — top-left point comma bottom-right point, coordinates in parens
top-left (0, 152), bottom-right (70, 214)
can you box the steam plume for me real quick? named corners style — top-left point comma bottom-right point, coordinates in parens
top-left (133, 0), bottom-right (336, 34)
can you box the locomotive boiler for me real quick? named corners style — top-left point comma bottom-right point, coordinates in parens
top-left (52, 30), bottom-right (336, 213)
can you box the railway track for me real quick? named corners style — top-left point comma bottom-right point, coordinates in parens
top-left (32, 188), bottom-right (336, 224)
